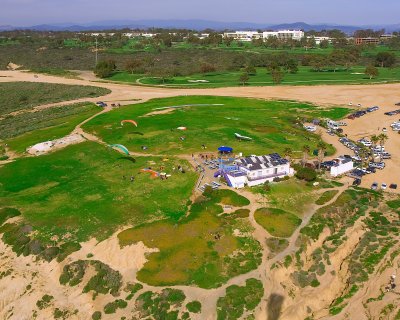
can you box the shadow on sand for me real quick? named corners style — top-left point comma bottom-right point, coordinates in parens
top-left (267, 293), bottom-right (284, 320)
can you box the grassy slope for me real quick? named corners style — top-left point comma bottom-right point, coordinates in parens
top-left (0, 141), bottom-right (196, 242)
top-left (83, 96), bottom-right (350, 157)
top-left (0, 82), bottom-right (110, 116)
top-left (3, 103), bottom-right (101, 153)
top-left (254, 207), bottom-right (302, 238)
top-left (108, 66), bottom-right (400, 88)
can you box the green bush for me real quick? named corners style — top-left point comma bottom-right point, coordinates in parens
top-left (295, 167), bottom-right (317, 181)
top-left (92, 311), bottom-right (102, 320)
top-left (186, 301), bottom-right (202, 313)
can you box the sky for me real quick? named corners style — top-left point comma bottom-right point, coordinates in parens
top-left (1, 0), bottom-right (400, 26)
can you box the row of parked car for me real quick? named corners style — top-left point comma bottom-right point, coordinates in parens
top-left (347, 106), bottom-right (379, 120)
top-left (384, 109), bottom-right (400, 116)
top-left (371, 182), bottom-right (398, 190)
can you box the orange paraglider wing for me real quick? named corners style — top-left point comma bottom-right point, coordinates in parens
top-left (121, 120), bottom-right (138, 127)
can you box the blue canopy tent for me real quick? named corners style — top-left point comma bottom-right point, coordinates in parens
top-left (218, 146), bottom-right (233, 153)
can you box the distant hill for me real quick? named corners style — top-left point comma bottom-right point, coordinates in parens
top-left (1, 20), bottom-right (399, 34)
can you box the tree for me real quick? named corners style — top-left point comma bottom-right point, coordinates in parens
top-left (200, 62), bottom-right (216, 73)
top-left (239, 72), bottom-right (250, 86)
top-left (317, 142), bottom-right (327, 170)
top-left (284, 147), bottom-right (292, 161)
top-left (302, 145), bottom-right (311, 167)
top-left (375, 52), bottom-right (396, 68)
top-left (124, 59), bottom-right (142, 74)
top-left (378, 133), bottom-right (388, 162)
top-left (245, 65), bottom-right (257, 75)
top-left (271, 68), bottom-right (284, 84)
top-left (295, 167), bottom-right (317, 181)
top-left (319, 40), bottom-right (329, 49)
top-left (370, 134), bottom-right (380, 162)
top-left (284, 59), bottom-right (298, 74)
top-left (358, 146), bottom-right (370, 169)
top-left (365, 65), bottom-right (379, 79)
top-left (94, 59), bottom-right (116, 78)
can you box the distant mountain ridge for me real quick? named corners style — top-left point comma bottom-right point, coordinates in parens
top-left (1, 20), bottom-right (399, 33)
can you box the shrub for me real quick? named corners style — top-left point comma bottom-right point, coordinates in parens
top-left (92, 311), bottom-right (102, 320)
top-left (295, 167), bottom-right (317, 181)
top-left (186, 301), bottom-right (202, 313)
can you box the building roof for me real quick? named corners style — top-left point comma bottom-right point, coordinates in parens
top-left (239, 153), bottom-right (288, 171)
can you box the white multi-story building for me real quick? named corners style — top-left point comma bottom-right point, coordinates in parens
top-left (223, 30), bottom-right (304, 42)
top-left (223, 31), bottom-right (263, 42)
top-left (223, 153), bottom-right (294, 188)
top-left (263, 30), bottom-right (304, 41)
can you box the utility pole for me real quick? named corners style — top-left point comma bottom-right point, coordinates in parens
top-left (95, 37), bottom-right (98, 66)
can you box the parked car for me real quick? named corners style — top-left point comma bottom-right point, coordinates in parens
top-left (367, 167), bottom-right (376, 173)
top-left (371, 182), bottom-right (378, 190)
top-left (353, 178), bottom-right (361, 186)
top-left (382, 127), bottom-right (387, 132)
top-left (381, 183), bottom-right (387, 190)
top-left (369, 162), bottom-right (385, 169)
top-left (389, 184), bottom-right (398, 189)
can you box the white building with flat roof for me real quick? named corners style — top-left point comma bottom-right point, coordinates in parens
top-left (330, 156), bottom-right (354, 177)
top-left (223, 153), bottom-right (294, 188)
top-left (307, 36), bottom-right (332, 45)
top-left (223, 31), bottom-right (263, 42)
top-left (263, 30), bottom-right (304, 41)
top-left (224, 30), bottom-right (304, 42)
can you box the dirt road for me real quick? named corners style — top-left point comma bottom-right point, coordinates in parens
top-left (1, 70), bottom-right (400, 108)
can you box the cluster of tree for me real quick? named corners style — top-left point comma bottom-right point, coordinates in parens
top-left (302, 48), bottom-right (361, 71)
top-left (94, 59), bottom-right (116, 78)
top-left (353, 29), bottom-right (385, 38)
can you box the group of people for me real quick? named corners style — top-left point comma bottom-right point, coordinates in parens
top-left (385, 273), bottom-right (397, 292)
top-left (122, 175), bottom-right (135, 182)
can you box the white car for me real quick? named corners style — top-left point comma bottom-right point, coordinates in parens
top-left (382, 128), bottom-right (387, 132)
top-left (381, 183), bottom-right (387, 190)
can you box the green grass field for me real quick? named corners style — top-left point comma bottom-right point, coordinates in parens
top-left (83, 96), bottom-right (349, 157)
top-left (254, 207), bottom-right (302, 238)
top-left (107, 66), bottom-right (400, 88)
top-left (315, 190), bottom-right (339, 205)
top-left (2, 103), bottom-right (101, 153)
top-left (0, 142), bottom-right (196, 243)
top-left (0, 82), bottom-right (110, 116)
top-left (118, 189), bottom-right (261, 288)
top-left (254, 179), bottom-right (317, 215)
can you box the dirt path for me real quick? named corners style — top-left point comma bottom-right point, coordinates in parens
top-left (2, 70), bottom-right (400, 110)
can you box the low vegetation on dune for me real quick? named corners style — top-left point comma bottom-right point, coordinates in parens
top-left (216, 278), bottom-right (264, 320)
top-left (315, 190), bottom-right (339, 205)
top-left (1, 102), bottom-right (100, 152)
top-left (0, 82), bottom-right (110, 116)
top-left (279, 187), bottom-right (400, 316)
top-left (118, 189), bottom-right (261, 288)
top-left (60, 260), bottom-right (123, 298)
top-left (83, 96), bottom-right (349, 156)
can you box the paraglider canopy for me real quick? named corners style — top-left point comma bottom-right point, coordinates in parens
top-left (218, 146), bottom-right (233, 153)
top-left (108, 144), bottom-right (130, 155)
top-left (121, 120), bottom-right (138, 127)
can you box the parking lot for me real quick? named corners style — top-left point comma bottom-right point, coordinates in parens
top-left (338, 104), bottom-right (400, 193)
